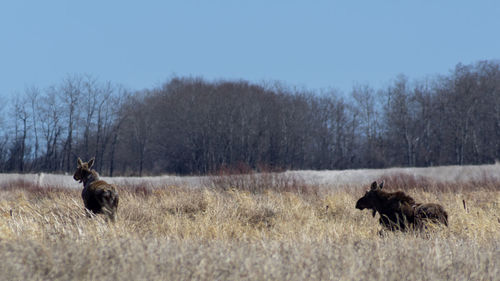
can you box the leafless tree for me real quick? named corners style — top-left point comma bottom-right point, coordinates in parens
top-left (59, 75), bottom-right (83, 172)
top-left (9, 94), bottom-right (31, 171)
top-left (26, 86), bottom-right (41, 169)
top-left (37, 87), bottom-right (63, 171)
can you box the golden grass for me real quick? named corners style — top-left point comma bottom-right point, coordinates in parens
top-left (0, 175), bottom-right (499, 280)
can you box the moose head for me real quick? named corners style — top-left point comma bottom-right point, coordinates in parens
top-left (355, 181), bottom-right (384, 217)
top-left (73, 157), bottom-right (95, 183)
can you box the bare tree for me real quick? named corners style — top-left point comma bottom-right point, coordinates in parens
top-left (382, 75), bottom-right (422, 166)
top-left (26, 86), bottom-right (41, 169)
top-left (9, 94), bottom-right (31, 172)
top-left (59, 75), bottom-right (82, 172)
top-left (38, 87), bottom-right (63, 171)
top-left (120, 93), bottom-right (156, 176)
top-left (0, 96), bottom-right (9, 170)
top-left (80, 75), bottom-right (99, 160)
top-left (351, 84), bottom-right (383, 167)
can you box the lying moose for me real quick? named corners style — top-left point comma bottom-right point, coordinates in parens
top-left (356, 181), bottom-right (448, 231)
top-left (73, 157), bottom-right (119, 221)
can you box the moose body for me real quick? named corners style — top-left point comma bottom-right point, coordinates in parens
top-left (356, 181), bottom-right (448, 231)
top-left (73, 157), bottom-right (119, 221)
top-left (414, 203), bottom-right (448, 228)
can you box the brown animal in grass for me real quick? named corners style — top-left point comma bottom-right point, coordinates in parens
top-left (355, 181), bottom-right (448, 231)
top-left (73, 157), bottom-right (119, 221)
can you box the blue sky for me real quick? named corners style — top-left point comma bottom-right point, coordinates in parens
top-left (1, 0), bottom-right (499, 98)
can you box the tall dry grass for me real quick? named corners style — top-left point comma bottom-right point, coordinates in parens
top-left (0, 171), bottom-right (499, 280)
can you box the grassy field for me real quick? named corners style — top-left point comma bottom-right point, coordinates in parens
top-left (0, 169), bottom-right (499, 280)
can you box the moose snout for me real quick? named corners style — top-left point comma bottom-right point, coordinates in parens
top-left (355, 200), bottom-right (365, 210)
top-left (73, 174), bottom-right (83, 183)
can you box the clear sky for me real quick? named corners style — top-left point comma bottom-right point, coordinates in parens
top-left (1, 0), bottom-right (499, 97)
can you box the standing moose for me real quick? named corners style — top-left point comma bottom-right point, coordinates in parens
top-left (73, 157), bottom-right (119, 221)
top-left (355, 181), bottom-right (448, 231)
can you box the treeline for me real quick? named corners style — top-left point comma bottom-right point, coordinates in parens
top-left (1, 60), bottom-right (500, 175)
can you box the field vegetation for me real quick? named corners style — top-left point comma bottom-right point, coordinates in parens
top-left (0, 169), bottom-right (499, 280)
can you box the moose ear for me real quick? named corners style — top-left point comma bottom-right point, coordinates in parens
top-left (88, 157), bottom-right (95, 168)
top-left (379, 181), bottom-right (384, 189)
top-left (77, 157), bottom-right (83, 167)
top-left (370, 181), bottom-right (378, 190)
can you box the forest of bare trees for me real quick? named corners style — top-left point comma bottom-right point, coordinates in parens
top-left (1, 60), bottom-right (500, 176)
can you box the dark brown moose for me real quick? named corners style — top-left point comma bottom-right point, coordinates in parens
top-left (73, 157), bottom-right (119, 222)
top-left (355, 181), bottom-right (448, 231)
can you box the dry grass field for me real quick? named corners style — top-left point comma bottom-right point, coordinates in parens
top-left (0, 167), bottom-right (499, 280)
